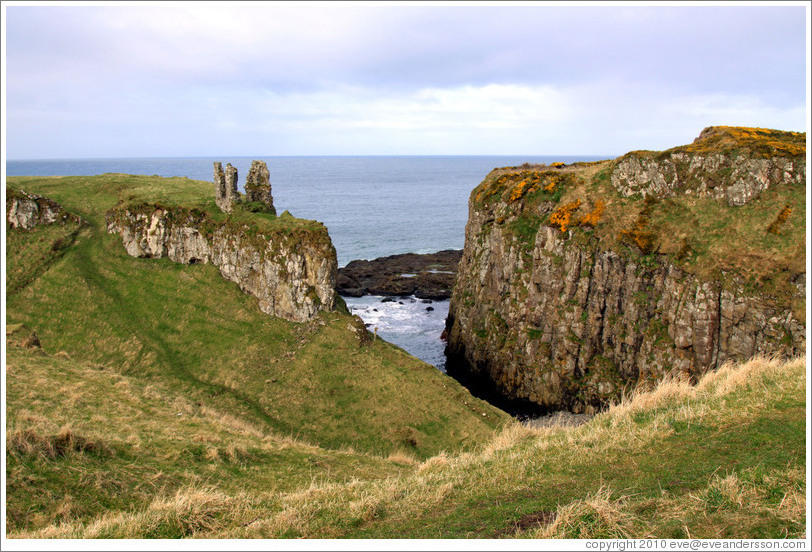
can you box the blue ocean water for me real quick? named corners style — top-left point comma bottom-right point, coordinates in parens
top-left (6, 155), bottom-right (604, 367)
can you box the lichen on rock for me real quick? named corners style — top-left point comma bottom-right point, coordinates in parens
top-left (244, 160), bottom-right (276, 215)
top-left (214, 160), bottom-right (275, 214)
top-left (610, 126), bottom-right (805, 206)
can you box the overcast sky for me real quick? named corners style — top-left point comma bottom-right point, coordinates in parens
top-left (3, 2), bottom-right (809, 159)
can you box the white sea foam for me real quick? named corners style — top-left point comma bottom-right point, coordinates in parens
top-left (344, 295), bottom-right (450, 370)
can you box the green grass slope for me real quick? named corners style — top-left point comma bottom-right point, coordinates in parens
top-left (6, 345), bottom-right (410, 534)
top-left (5, 174), bottom-right (509, 465)
top-left (9, 354), bottom-right (804, 539)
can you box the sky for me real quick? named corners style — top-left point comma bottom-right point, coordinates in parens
top-left (2, 1), bottom-right (809, 159)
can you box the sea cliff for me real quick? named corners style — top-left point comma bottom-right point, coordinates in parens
top-left (445, 126), bottom-right (806, 413)
top-left (106, 204), bottom-right (337, 323)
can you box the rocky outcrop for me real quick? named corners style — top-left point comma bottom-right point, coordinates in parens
top-left (337, 250), bottom-right (462, 300)
top-left (106, 205), bottom-right (337, 323)
top-left (445, 127), bottom-right (806, 414)
top-left (611, 126), bottom-right (805, 206)
top-left (6, 323), bottom-right (42, 350)
top-left (446, 222), bottom-right (805, 413)
top-left (214, 163), bottom-right (226, 209)
top-left (6, 188), bottom-right (83, 230)
top-left (214, 162), bottom-right (241, 213)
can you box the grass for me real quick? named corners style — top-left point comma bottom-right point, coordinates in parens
top-left (5, 218), bottom-right (86, 296)
top-left (6, 174), bottom-right (513, 536)
top-left (5, 167), bottom-right (806, 540)
top-left (8, 354), bottom-right (804, 539)
top-left (665, 126), bottom-right (806, 158)
top-left (6, 175), bottom-right (508, 460)
top-left (5, 345), bottom-right (408, 533)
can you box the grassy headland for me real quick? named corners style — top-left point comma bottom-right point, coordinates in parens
top-left (469, 127), bottom-right (806, 321)
top-left (4, 167), bottom-right (806, 539)
top-left (6, 174), bottom-right (508, 464)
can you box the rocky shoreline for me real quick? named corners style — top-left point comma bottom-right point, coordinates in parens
top-left (337, 249), bottom-right (462, 300)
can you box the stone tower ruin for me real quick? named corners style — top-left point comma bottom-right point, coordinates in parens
top-left (214, 160), bottom-right (275, 214)
top-left (244, 160), bottom-right (276, 215)
top-left (213, 162), bottom-right (241, 213)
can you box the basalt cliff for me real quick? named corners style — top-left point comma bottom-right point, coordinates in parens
top-left (445, 126), bottom-right (806, 413)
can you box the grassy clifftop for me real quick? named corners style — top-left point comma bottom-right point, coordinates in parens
top-left (469, 127), bottom-right (806, 320)
top-left (5, 162), bottom-right (805, 539)
top-left (659, 125), bottom-right (805, 158)
top-left (6, 174), bottom-right (509, 470)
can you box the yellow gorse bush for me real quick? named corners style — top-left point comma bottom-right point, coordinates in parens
top-left (618, 214), bottom-right (656, 254)
top-left (681, 126), bottom-right (805, 157)
top-left (509, 180), bottom-right (538, 202)
top-left (548, 200), bottom-right (582, 232)
top-left (579, 200), bottom-right (606, 228)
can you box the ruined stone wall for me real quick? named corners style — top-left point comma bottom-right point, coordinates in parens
top-left (244, 160), bottom-right (276, 214)
top-left (214, 160), bottom-right (275, 214)
top-left (214, 162), bottom-right (241, 213)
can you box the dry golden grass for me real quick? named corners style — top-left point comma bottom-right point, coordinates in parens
top-left (529, 486), bottom-right (642, 539)
top-left (482, 420), bottom-right (555, 457)
top-left (25, 487), bottom-right (247, 539)
top-left (386, 450), bottom-right (419, 465)
top-left (6, 425), bottom-right (111, 460)
top-left (9, 351), bottom-right (804, 539)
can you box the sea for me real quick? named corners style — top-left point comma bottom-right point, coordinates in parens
top-left (6, 155), bottom-right (605, 369)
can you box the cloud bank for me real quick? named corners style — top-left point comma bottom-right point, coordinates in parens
top-left (4, 3), bottom-right (808, 158)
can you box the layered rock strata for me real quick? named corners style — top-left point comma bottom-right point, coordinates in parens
top-left (106, 205), bottom-right (337, 323)
top-left (445, 127), bottom-right (806, 413)
top-left (612, 126), bottom-right (805, 206)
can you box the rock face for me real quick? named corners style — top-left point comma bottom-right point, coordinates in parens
top-left (612, 126), bottom-right (805, 206)
top-left (6, 189), bottom-right (82, 230)
top-left (337, 250), bottom-right (462, 300)
top-left (445, 127), bottom-right (806, 414)
top-left (612, 151), bottom-right (802, 207)
top-left (244, 160), bottom-right (276, 215)
top-left (106, 205), bottom-right (337, 323)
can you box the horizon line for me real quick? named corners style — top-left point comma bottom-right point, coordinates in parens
top-left (6, 153), bottom-right (617, 163)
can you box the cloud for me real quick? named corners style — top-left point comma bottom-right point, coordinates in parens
top-left (3, 3), bottom-right (807, 158)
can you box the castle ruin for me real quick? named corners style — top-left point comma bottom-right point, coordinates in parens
top-left (244, 160), bottom-right (276, 215)
top-left (214, 160), bottom-right (275, 215)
